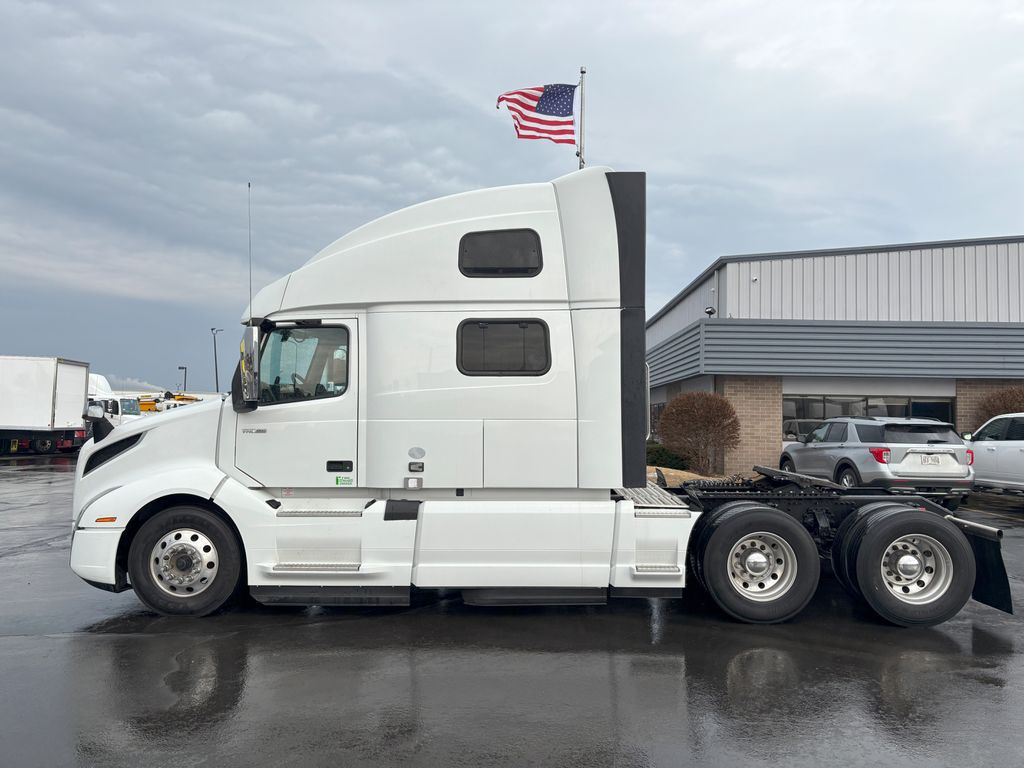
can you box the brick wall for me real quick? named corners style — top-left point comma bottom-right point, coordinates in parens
top-left (717, 375), bottom-right (783, 476)
top-left (956, 378), bottom-right (1024, 433)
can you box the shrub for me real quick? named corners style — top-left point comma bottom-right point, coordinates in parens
top-left (646, 441), bottom-right (688, 470)
top-left (658, 392), bottom-right (740, 475)
top-left (976, 385), bottom-right (1024, 429)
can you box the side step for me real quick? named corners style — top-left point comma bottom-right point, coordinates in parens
top-left (250, 586), bottom-right (410, 607)
top-left (461, 587), bottom-right (607, 607)
top-left (273, 563), bottom-right (360, 573)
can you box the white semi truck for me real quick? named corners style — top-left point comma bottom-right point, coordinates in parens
top-left (88, 374), bottom-right (143, 427)
top-left (0, 356), bottom-right (89, 455)
top-left (69, 168), bottom-right (1012, 626)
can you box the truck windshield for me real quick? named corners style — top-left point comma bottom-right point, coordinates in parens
top-left (259, 326), bottom-right (349, 404)
top-left (120, 399), bottom-right (141, 416)
top-left (883, 424), bottom-right (963, 445)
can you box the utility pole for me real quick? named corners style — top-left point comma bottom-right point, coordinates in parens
top-left (177, 365), bottom-right (188, 393)
top-left (211, 328), bottom-right (224, 392)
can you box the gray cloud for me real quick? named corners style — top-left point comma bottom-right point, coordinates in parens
top-left (1, 0), bottom-right (1022, 387)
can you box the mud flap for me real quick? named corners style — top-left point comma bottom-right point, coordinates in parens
top-left (945, 515), bottom-right (1013, 614)
top-left (966, 535), bottom-right (1013, 614)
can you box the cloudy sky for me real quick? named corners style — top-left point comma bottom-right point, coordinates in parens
top-left (2, 1), bottom-right (1022, 391)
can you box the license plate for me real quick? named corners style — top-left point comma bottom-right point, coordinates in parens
top-left (920, 454), bottom-right (941, 465)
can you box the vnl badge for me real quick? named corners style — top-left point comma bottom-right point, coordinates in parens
top-left (335, 476), bottom-right (353, 486)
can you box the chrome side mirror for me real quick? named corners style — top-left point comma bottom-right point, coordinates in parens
top-left (961, 432), bottom-right (973, 441)
top-left (240, 326), bottom-right (261, 404)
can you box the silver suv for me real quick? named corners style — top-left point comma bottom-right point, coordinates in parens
top-left (779, 417), bottom-right (974, 508)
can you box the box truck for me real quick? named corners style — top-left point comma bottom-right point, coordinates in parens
top-left (68, 168), bottom-right (1011, 626)
top-left (0, 356), bottom-right (89, 454)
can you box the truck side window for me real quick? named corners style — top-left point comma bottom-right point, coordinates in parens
top-left (457, 319), bottom-right (550, 376)
top-left (259, 326), bottom-right (349, 404)
top-left (459, 229), bottom-right (542, 277)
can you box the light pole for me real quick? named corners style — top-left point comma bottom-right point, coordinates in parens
top-left (178, 365), bottom-right (188, 393)
top-left (211, 328), bottom-right (224, 392)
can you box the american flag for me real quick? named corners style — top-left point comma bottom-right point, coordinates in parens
top-left (496, 84), bottom-right (578, 145)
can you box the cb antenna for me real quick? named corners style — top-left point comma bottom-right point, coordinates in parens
top-left (247, 181), bottom-right (253, 324)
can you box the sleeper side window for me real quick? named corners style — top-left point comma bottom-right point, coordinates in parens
top-left (459, 229), bottom-right (542, 277)
top-left (258, 326), bottom-right (349, 404)
top-left (458, 319), bottom-right (550, 376)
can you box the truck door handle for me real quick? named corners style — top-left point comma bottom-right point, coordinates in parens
top-left (326, 460), bottom-right (353, 472)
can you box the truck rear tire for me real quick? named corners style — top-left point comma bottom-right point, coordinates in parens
top-left (831, 502), bottom-right (910, 597)
top-left (127, 506), bottom-right (242, 617)
top-left (688, 501), bottom-right (768, 591)
top-left (846, 508), bottom-right (975, 627)
top-left (31, 438), bottom-right (56, 454)
top-left (694, 505), bottom-right (820, 624)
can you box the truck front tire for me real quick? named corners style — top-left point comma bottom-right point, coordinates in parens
top-left (695, 505), bottom-right (820, 624)
top-left (127, 506), bottom-right (242, 617)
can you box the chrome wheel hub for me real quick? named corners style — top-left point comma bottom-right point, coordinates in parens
top-left (880, 534), bottom-right (953, 605)
top-left (150, 529), bottom-right (218, 597)
top-left (727, 531), bottom-right (798, 602)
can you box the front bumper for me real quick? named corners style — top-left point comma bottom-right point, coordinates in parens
top-left (70, 528), bottom-right (128, 590)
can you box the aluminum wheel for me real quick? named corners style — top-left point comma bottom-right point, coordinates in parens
top-left (880, 534), bottom-right (953, 605)
top-left (727, 531), bottom-right (798, 602)
top-left (149, 528), bottom-right (219, 597)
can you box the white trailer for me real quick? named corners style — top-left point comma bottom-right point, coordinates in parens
top-left (0, 356), bottom-right (89, 454)
top-left (68, 169), bottom-right (1011, 626)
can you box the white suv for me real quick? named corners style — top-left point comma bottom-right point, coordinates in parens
top-left (963, 413), bottom-right (1024, 492)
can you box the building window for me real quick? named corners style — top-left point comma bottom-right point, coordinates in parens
top-left (459, 229), bottom-right (542, 277)
top-left (457, 319), bottom-right (550, 376)
top-left (783, 394), bottom-right (954, 437)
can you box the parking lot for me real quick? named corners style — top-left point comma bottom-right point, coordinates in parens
top-left (1, 456), bottom-right (1022, 767)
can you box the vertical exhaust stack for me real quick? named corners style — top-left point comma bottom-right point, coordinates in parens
top-left (606, 172), bottom-right (647, 488)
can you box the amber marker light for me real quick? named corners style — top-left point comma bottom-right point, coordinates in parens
top-left (94, 517), bottom-right (118, 523)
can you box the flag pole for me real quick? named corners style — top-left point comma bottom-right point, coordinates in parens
top-left (577, 66), bottom-right (586, 169)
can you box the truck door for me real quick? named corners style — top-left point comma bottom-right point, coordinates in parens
top-left (235, 322), bottom-right (358, 488)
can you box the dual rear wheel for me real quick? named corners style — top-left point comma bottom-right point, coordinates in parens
top-left (831, 503), bottom-right (975, 626)
top-left (692, 501), bottom-right (976, 626)
top-left (690, 502), bottom-right (820, 624)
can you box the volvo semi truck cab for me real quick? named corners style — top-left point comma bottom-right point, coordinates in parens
top-left (69, 168), bottom-right (1011, 627)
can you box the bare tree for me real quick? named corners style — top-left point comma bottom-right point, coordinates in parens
top-left (976, 386), bottom-right (1024, 429)
top-left (658, 392), bottom-right (740, 475)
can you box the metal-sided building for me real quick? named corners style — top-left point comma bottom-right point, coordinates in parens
top-left (646, 235), bottom-right (1024, 474)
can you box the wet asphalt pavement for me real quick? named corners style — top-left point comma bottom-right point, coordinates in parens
top-left (1, 457), bottom-right (1022, 767)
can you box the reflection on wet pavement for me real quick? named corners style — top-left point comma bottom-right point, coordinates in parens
top-left (1, 458), bottom-right (1022, 767)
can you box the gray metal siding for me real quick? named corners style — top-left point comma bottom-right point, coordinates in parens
top-left (706, 320), bottom-right (1024, 377)
top-left (645, 271), bottom-right (719, 348)
top-left (646, 319), bottom-right (1024, 381)
top-left (722, 241), bottom-right (1024, 322)
top-left (647, 322), bottom-right (701, 387)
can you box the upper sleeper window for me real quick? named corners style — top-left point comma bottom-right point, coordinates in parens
top-left (458, 320), bottom-right (550, 376)
top-left (459, 229), bottom-right (542, 277)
